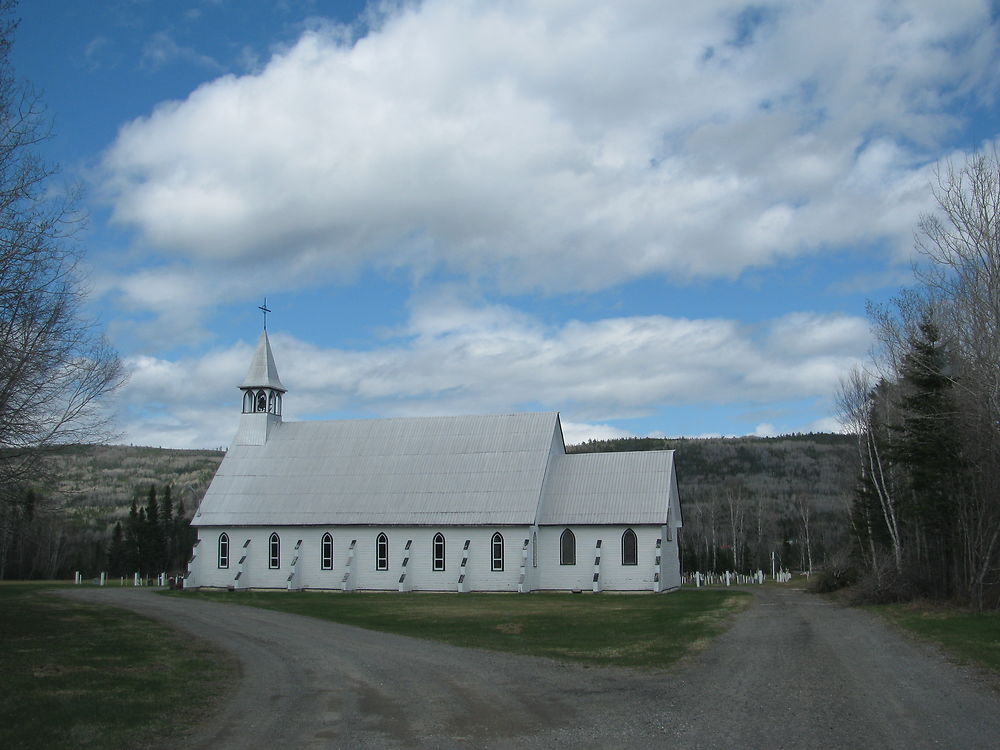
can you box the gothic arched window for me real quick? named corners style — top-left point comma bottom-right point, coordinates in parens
top-left (256, 392), bottom-right (267, 412)
top-left (321, 533), bottom-right (334, 570)
top-left (560, 528), bottom-right (576, 565)
top-left (491, 532), bottom-right (504, 571)
top-left (376, 533), bottom-right (389, 570)
top-left (218, 533), bottom-right (230, 568)
top-left (269, 532), bottom-right (280, 568)
top-left (622, 528), bottom-right (638, 566)
top-left (432, 533), bottom-right (445, 571)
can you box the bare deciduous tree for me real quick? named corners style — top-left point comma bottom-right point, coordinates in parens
top-left (0, 4), bottom-right (125, 506)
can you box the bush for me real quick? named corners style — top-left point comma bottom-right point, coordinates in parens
top-left (847, 556), bottom-right (916, 605)
top-left (808, 549), bottom-right (859, 593)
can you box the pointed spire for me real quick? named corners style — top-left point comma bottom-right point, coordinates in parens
top-left (240, 330), bottom-right (286, 392)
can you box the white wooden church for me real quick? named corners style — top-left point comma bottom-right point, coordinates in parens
top-left (185, 330), bottom-right (682, 592)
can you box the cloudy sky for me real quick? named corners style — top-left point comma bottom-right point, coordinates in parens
top-left (12, 0), bottom-right (1000, 448)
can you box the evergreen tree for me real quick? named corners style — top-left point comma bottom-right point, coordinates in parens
top-left (174, 499), bottom-right (196, 569)
top-left (145, 485), bottom-right (165, 574)
top-left (125, 498), bottom-right (141, 575)
top-left (107, 521), bottom-right (126, 577)
top-left (892, 319), bottom-right (964, 595)
top-left (161, 485), bottom-right (175, 571)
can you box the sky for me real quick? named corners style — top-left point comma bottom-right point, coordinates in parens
top-left (10, 0), bottom-right (1000, 449)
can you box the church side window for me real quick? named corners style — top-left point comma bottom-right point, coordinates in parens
top-left (560, 528), bottom-right (576, 565)
top-left (491, 532), bottom-right (504, 571)
top-left (321, 533), bottom-right (334, 570)
top-left (218, 533), bottom-right (229, 568)
top-left (622, 528), bottom-right (638, 566)
top-left (269, 532), bottom-right (280, 569)
top-left (432, 533), bottom-right (445, 571)
top-left (376, 533), bottom-right (389, 570)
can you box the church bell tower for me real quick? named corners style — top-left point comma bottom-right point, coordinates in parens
top-left (235, 314), bottom-right (286, 445)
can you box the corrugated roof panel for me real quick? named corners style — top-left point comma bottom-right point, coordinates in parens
top-left (195, 412), bottom-right (560, 527)
top-left (536, 450), bottom-right (675, 525)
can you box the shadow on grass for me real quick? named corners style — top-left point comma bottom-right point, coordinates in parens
top-left (0, 582), bottom-right (235, 750)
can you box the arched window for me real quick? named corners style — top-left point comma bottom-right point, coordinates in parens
top-left (274, 393), bottom-right (282, 415)
top-left (376, 533), bottom-right (389, 570)
top-left (560, 528), bottom-right (576, 565)
top-left (432, 533), bottom-right (446, 571)
top-left (242, 391), bottom-right (254, 413)
top-left (256, 392), bottom-right (267, 412)
top-left (269, 532), bottom-right (280, 569)
top-left (218, 533), bottom-right (230, 568)
top-left (321, 533), bottom-right (334, 570)
top-left (622, 528), bottom-right (638, 566)
top-left (268, 391), bottom-right (276, 413)
top-left (491, 532), bottom-right (504, 571)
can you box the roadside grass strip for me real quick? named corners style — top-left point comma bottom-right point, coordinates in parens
top-left (875, 602), bottom-right (1000, 676)
top-left (0, 583), bottom-right (234, 750)
top-left (166, 588), bottom-right (750, 668)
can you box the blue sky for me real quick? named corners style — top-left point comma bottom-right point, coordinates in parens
top-left (11, 0), bottom-right (1000, 448)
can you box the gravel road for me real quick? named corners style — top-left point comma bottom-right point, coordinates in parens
top-left (58, 586), bottom-right (1000, 749)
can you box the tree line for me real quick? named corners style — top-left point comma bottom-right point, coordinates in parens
top-left (570, 434), bottom-right (855, 575)
top-left (106, 485), bottom-right (196, 578)
top-left (837, 151), bottom-right (1000, 610)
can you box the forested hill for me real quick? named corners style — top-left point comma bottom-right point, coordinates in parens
top-left (567, 433), bottom-right (855, 508)
top-left (45, 444), bottom-right (225, 522)
top-left (567, 433), bottom-right (857, 573)
top-left (0, 445), bottom-right (224, 580)
top-left (7, 434), bottom-right (856, 579)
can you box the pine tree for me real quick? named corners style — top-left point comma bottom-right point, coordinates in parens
top-left (893, 318), bottom-right (964, 595)
top-left (161, 485), bottom-right (175, 571)
top-left (107, 521), bottom-right (126, 577)
top-left (145, 485), bottom-right (165, 575)
top-left (125, 498), bottom-right (141, 575)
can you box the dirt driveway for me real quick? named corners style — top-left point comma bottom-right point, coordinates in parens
top-left (59, 586), bottom-right (1000, 749)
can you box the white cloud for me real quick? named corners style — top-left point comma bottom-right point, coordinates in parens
top-left (141, 32), bottom-right (223, 72)
top-left (111, 299), bottom-right (870, 448)
top-left (560, 421), bottom-right (635, 446)
top-left (99, 0), bottom-right (999, 325)
top-left (753, 422), bottom-right (777, 437)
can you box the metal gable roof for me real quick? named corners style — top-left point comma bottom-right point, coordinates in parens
top-left (536, 450), bottom-right (677, 526)
top-left (194, 412), bottom-right (561, 527)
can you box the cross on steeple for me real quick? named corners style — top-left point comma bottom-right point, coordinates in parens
top-left (259, 298), bottom-right (272, 330)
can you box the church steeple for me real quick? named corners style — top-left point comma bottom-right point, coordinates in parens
top-left (240, 330), bottom-right (286, 416)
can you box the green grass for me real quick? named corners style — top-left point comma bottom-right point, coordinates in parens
top-left (165, 588), bottom-right (750, 668)
top-left (875, 602), bottom-right (1000, 675)
top-left (0, 582), bottom-right (235, 750)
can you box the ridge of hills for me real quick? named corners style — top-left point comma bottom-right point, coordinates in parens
top-left (49, 431), bottom-right (855, 521)
top-left (7, 432), bottom-right (854, 578)
top-left (46, 444), bottom-right (225, 524)
top-left (567, 433), bottom-right (855, 511)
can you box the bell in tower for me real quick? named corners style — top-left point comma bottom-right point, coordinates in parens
top-left (234, 302), bottom-right (287, 445)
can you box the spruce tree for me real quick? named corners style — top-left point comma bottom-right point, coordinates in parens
top-left (145, 485), bottom-right (165, 575)
top-left (893, 318), bottom-right (964, 595)
top-left (107, 521), bottom-right (126, 577)
top-left (161, 485), bottom-right (174, 571)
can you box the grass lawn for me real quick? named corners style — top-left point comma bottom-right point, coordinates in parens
top-left (874, 601), bottom-right (1000, 676)
top-left (0, 582), bottom-right (236, 750)
top-left (166, 588), bottom-right (750, 668)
